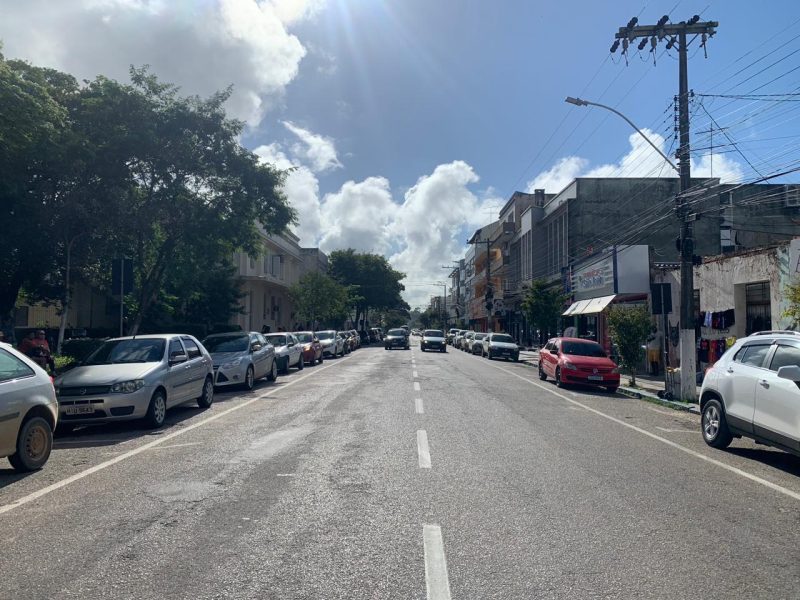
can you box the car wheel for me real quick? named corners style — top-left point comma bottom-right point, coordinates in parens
top-left (145, 390), bottom-right (167, 428)
top-left (8, 416), bottom-right (53, 472)
top-left (280, 357), bottom-right (289, 374)
top-left (538, 364), bottom-right (547, 381)
top-left (197, 376), bottom-right (214, 408)
top-left (441, 348), bottom-right (446, 353)
top-left (487, 352), bottom-right (493, 361)
top-left (702, 398), bottom-right (733, 449)
top-left (318, 354), bottom-right (323, 365)
top-left (555, 367), bottom-right (564, 388)
top-left (266, 359), bottom-right (278, 382)
top-left (605, 386), bottom-right (618, 394)
top-left (297, 355), bottom-right (304, 370)
top-left (243, 366), bottom-right (255, 390)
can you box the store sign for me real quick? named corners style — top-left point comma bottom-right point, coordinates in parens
top-left (572, 255), bottom-right (615, 300)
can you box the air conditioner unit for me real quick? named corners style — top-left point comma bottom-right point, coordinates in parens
top-left (785, 185), bottom-right (800, 208)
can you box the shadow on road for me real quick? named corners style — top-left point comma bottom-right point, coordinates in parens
top-left (726, 447), bottom-right (800, 478)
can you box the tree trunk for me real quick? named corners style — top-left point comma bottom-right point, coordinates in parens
top-left (56, 238), bottom-right (75, 355)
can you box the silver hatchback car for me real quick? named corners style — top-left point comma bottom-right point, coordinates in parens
top-left (54, 334), bottom-right (214, 430)
top-left (202, 331), bottom-right (278, 390)
top-left (0, 343), bottom-right (59, 471)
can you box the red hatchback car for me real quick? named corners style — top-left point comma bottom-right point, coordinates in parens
top-left (294, 331), bottom-right (323, 365)
top-left (538, 337), bottom-right (620, 393)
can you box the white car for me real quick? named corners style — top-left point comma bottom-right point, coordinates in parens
top-left (420, 329), bottom-right (446, 353)
top-left (264, 333), bottom-right (304, 374)
top-left (470, 332), bottom-right (487, 354)
top-left (317, 330), bottom-right (345, 358)
top-left (483, 333), bottom-right (520, 361)
top-left (0, 343), bottom-right (58, 471)
top-left (700, 330), bottom-right (800, 456)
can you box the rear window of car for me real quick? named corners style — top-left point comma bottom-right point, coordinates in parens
top-left (202, 334), bottom-right (248, 353)
top-left (424, 330), bottom-right (443, 337)
top-left (734, 344), bottom-right (771, 367)
top-left (769, 344), bottom-right (800, 371)
top-left (264, 335), bottom-right (288, 346)
top-left (0, 349), bottom-right (35, 382)
top-left (295, 333), bottom-right (313, 343)
top-left (561, 341), bottom-right (605, 357)
top-left (182, 337), bottom-right (202, 359)
top-left (491, 334), bottom-right (514, 343)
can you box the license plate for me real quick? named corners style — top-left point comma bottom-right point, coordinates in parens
top-left (588, 375), bottom-right (603, 381)
top-left (65, 405), bottom-right (95, 415)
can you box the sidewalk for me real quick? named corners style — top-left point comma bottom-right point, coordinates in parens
top-left (516, 350), bottom-right (700, 414)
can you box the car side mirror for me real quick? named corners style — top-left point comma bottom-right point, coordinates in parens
top-left (251, 343), bottom-right (262, 352)
top-left (169, 352), bottom-right (188, 365)
top-left (776, 365), bottom-right (800, 382)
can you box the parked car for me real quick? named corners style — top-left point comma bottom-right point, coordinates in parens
top-left (384, 328), bottom-right (410, 350)
top-left (294, 331), bottom-right (323, 365)
top-left (318, 330), bottom-right (345, 358)
top-left (461, 331), bottom-right (475, 351)
top-left (54, 334), bottom-right (215, 429)
top-left (202, 331), bottom-right (277, 390)
top-left (358, 330), bottom-right (370, 345)
top-left (264, 333), bottom-right (304, 374)
top-left (0, 343), bottom-right (58, 472)
top-left (421, 329), bottom-right (446, 353)
top-left (447, 328), bottom-right (459, 345)
top-left (471, 332), bottom-right (488, 354)
top-left (538, 337), bottom-right (619, 393)
top-left (368, 329), bottom-right (382, 344)
top-left (349, 330), bottom-right (361, 349)
top-left (482, 333), bottom-right (519, 361)
top-left (338, 332), bottom-right (352, 354)
top-left (699, 330), bottom-right (800, 457)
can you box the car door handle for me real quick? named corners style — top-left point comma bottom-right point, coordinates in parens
top-left (726, 367), bottom-right (734, 374)
top-left (759, 380), bottom-right (769, 389)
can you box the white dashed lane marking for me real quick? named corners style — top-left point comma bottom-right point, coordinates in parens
top-left (423, 524), bottom-right (452, 600)
top-left (415, 398), bottom-right (424, 414)
top-left (414, 381), bottom-right (421, 392)
top-left (417, 430), bottom-right (431, 468)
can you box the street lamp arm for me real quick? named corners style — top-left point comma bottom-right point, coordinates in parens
top-left (564, 96), bottom-right (679, 173)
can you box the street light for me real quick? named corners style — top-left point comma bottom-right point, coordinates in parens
top-left (564, 96), bottom-right (678, 172)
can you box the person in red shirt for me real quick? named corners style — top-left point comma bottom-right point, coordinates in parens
top-left (26, 330), bottom-right (54, 371)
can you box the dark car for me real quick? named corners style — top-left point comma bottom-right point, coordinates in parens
top-left (384, 328), bottom-right (409, 350)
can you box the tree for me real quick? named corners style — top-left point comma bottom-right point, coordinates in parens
top-left (784, 278), bottom-right (800, 328)
top-left (520, 279), bottom-right (565, 345)
top-left (606, 304), bottom-right (652, 386)
top-left (289, 272), bottom-right (349, 328)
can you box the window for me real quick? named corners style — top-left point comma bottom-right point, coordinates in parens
top-left (271, 255), bottom-right (284, 279)
top-left (769, 345), bottom-right (800, 371)
top-left (182, 338), bottom-right (201, 359)
top-left (257, 334), bottom-right (267, 345)
top-left (0, 349), bottom-right (35, 383)
top-left (263, 249), bottom-right (270, 274)
top-left (734, 344), bottom-right (771, 368)
top-left (745, 281), bottom-right (771, 335)
top-left (169, 338), bottom-right (185, 357)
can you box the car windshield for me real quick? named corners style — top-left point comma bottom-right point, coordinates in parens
top-left (84, 339), bottom-right (165, 365)
top-left (474, 333), bottom-right (486, 340)
top-left (492, 334), bottom-right (514, 344)
top-left (317, 331), bottom-right (335, 340)
top-left (264, 335), bottom-right (288, 346)
top-left (295, 333), bottom-right (313, 343)
top-left (202, 334), bottom-right (248, 353)
top-left (562, 341), bottom-right (606, 357)
top-left (388, 329), bottom-right (405, 336)
top-left (424, 330), bottom-right (443, 337)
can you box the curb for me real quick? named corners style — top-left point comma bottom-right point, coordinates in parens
top-left (618, 385), bottom-right (700, 413)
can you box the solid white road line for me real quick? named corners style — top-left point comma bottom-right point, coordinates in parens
top-left (415, 398), bottom-right (424, 414)
top-left (655, 426), bottom-right (696, 433)
top-left (413, 370), bottom-right (419, 378)
top-left (0, 357), bottom-right (351, 517)
top-left (490, 363), bottom-right (800, 503)
top-left (417, 430), bottom-right (431, 468)
top-left (414, 381), bottom-right (421, 392)
top-left (423, 524), bottom-right (452, 600)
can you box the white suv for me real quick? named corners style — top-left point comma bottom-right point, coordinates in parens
top-left (700, 330), bottom-right (800, 456)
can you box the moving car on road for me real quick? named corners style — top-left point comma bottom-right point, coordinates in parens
top-left (318, 330), bottom-right (345, 358)
top-left (0, 343), bottom-right (58, 472)
top-left (482, 333), bottom-right (520, 361)
top-left (700, 330), bottom-right (800, 457)
top-left (54, 334), bottom-right (215, 429)
top-left (294, 331), bottom-right (323, 365)
top-left (420, 329), bottom-right (446, 353)
top-left (538, 337), bottom-right (619, 393)
top-left (264, 333), bottom-right (304, 374)
top-left (384, 328), bottom-right (410, 350)
top-left (202, 331), bottom-right (277, 390)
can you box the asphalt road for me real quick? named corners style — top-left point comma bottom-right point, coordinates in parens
top-left (2, 340), bottom-right (800, 599)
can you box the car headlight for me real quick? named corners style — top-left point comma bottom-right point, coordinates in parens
top-left (221, 358), bottom-right (243, 369)
top-left (304, 344), bottom-right (312, 351)
top-left (111, 379), bottom-right (145, 393)
top-left (563, 361), bottom-right (578, 371)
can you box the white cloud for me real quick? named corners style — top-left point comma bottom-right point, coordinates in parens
top-left (0, 0), bottom-right (320, 125)
top-left (526, 129), bottom-right (743, 194)
top-left (283, 121), bottom-right (342, 173)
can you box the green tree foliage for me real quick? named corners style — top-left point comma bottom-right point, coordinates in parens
top-left (606, 304), bottom-right (652, 386)
top-left (784, 279), bottom-right (800, 327)
top-left (288, 272), bottom-right (349, 328)
top-left (328, 250), bottom-right (407, 328)
top-left (520, 279), bottom-right (565, 344)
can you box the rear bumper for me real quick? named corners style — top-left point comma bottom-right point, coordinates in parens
top-left (564, 373), bottom-right (620, 386)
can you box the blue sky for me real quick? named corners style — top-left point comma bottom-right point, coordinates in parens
top-left (3, 0), bottom-right (799, 307)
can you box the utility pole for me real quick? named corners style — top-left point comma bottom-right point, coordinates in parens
top-left (612, 14), bottom-right (718, 401)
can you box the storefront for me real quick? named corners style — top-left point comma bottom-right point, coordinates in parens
top-left (561, 245), bottom-right (651, 354)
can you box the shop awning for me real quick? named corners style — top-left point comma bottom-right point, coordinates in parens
top-left (562, 299), bottom-right (591, 316)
